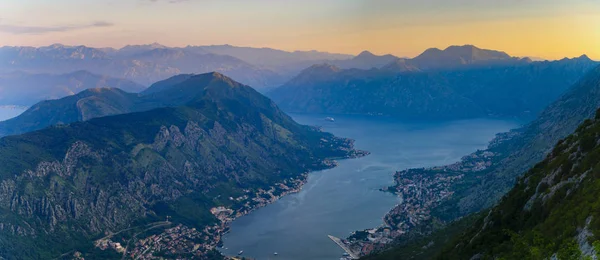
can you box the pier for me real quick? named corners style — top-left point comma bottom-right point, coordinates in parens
top-left (328, 235), bottom-right (360, 259)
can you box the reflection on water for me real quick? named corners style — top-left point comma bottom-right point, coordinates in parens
top-left (221, 114), bottom-right (520, 260)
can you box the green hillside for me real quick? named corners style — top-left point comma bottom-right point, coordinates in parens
top-left (0, 73), bottom-right (364, 259)
top-left (439, 110), bottom-right (600, 259)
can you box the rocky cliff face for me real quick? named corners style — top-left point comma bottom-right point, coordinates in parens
top-left (0, 73), bottom-right (363, 259)
top-left (439, 110), bottom-right (600, 259)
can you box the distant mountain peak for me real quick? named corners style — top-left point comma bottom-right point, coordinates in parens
top-left (48, 43), bottom-right (69, 49)
top-left (411, 44), bottom-right (522, 69)
top-left (443, 45), bottom-right (509, 57)
top-left (445, 44), bottom-right (478, 51)
top-left (577, 54), bottom-right (592, 61)
top-left (357, 50), bottom-right (376, 57)
top-left (334, 51), bottom-right (400, 69)
top-left (283, 63), bottom-right (341, 86)
top-left (122, 42), bottom-right (168, 49)
top-left (421, 47), bottom-right (443, 53)
top-left (174, 72), bottom-right (241, 93)
top-left (149, 42), bottom-right (166, 48)
top-left (559, 54), bottom-right (595, 62)
top-left (205, 71), bottom-right (228, 80)
top-left (354, 50), bottom-right (397, 60)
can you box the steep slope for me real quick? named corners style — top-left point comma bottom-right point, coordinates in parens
top-left (362, 65), bottom-right (600, 260)
top-left (439, 54), bottom-right (599, 117)
top-left (269, 64), bottom-right (484, 119)
top-left (0, 73), bottom-right (272, 137)
top-left (0, 70), bottom-right (145, 106)
top-left (0, 88), bottom-right (138, 136)
top-left (270, 58), bottom-right (598, 119)
top-left (360, 65), bottom-right (600, 260)
top-left (451, 64), bottom-right (600, 215)
top-left (141, 74), bottom-right (195, 95)
top-left (439, 110), bottom-right (600, 259)
top-left (0, 72), bottom-right (364, 259)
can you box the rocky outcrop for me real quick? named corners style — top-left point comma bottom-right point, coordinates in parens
top-left (0, 72), bottom-right (363, 259)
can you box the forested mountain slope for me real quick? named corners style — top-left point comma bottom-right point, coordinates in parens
top-left (0, 72), bottom-right (364, 259)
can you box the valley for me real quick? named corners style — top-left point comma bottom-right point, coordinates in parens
top-left (219, 114), bottom-right (519, 260)
top-left (1, 4), bottom-right (599, 258)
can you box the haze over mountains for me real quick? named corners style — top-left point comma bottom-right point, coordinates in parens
top-left (0, 70), bottom-right (145, 106)
top-left (408, 45), bottom-right (532, 70)
top-left (367, 64), bottom-right (600, 260)
top-left (0, 43), bottom-right (555, 109)
top-left (2, 41), bottom-right (600, 260)
top-left (0, 44), bottom-right (287, 88)
top-left (270, 47), bottom-right (598, 119)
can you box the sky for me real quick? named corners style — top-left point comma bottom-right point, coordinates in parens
top-left (0, 0), bottom-right (599, 60)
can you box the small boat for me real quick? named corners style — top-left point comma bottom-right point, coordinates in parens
top-left (325, 117), bottom-right (335, 122)
top-left (238, 250), bottom-right (244, 255)
top-left (342, 252), bottom-right (349, 256)
top-left (274, 252), bottom-right (278, 256)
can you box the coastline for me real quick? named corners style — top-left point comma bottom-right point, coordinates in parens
top-left (338, 147), bottom-right (501, 257)
top-left (96, 143), bottom-right (371, 259)
top-left (217, 150), bottom-right (370, 259)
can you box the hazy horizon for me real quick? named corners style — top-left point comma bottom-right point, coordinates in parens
top-left (2, 42), bottom-right (596, 62)
top-left (1, 0), bottom-right (599, 60)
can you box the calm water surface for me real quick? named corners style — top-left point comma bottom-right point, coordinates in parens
top-left (221, 114), bottom-right (520, 260)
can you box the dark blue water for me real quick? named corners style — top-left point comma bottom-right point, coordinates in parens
top-left (221, 114), bottom-right (520, 260)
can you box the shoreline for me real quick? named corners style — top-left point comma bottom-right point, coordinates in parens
top-left (215, 151), bottom-right (370, 259)
top-left (339, 142), bottom-right (502, 257)
top-left (93, 132), bottom-right (370, 259)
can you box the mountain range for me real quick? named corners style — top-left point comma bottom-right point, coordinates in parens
top-left (439, 109), bottom-right (600, 259)
top-left (0, 72), bottom-right (364, 259)
top-left (407, 45), bottom-right (531, 70)
top-left (189, 44), bottom-right (352, 69)
top-left (0, 44), bottom-right (537, 96)
top-left (270, 53), bottom-right (598, 119)
top-left (367, 64), bottom-right (600, 259)
top-left (0, 44), bottom-right (285, 88)
top-left (423, 64), bottom-right (600, 219)
top-left (0, 73), bottom-right (256, 137)
top-left (4, 42), bottom-right (600, 260)
top-left (0, 70), bottom-right (145, 106)
top-left (331, 51), bottom-right (400, 70)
